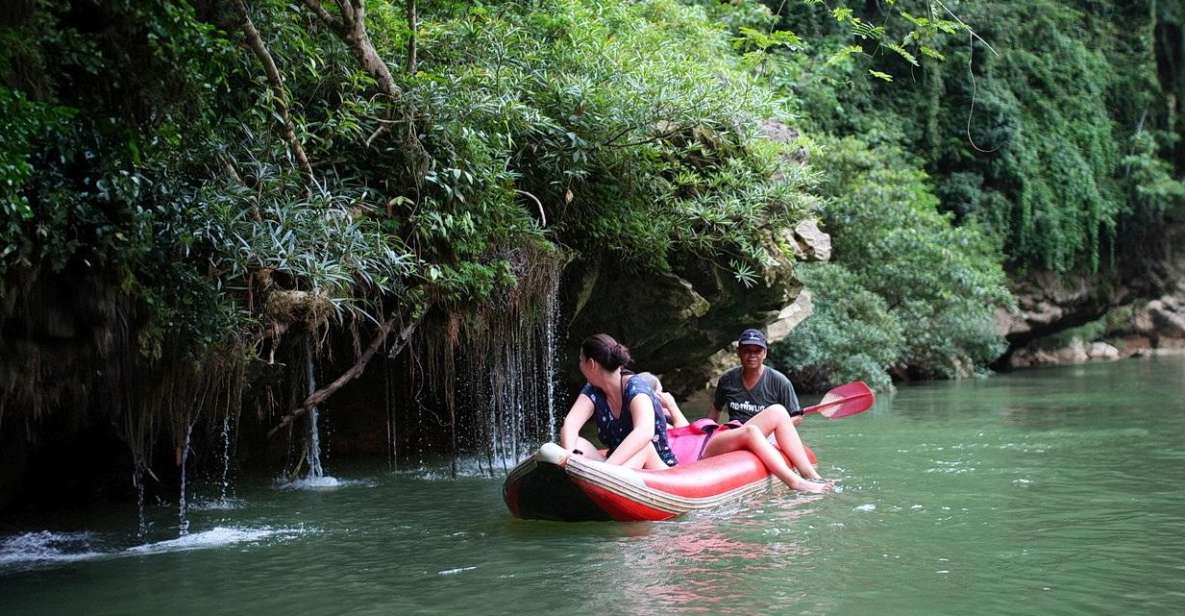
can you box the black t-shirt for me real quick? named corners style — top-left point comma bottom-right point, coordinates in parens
top-left (712, 365), bottom-right (800, 424)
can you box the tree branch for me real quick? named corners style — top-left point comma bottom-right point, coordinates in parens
top-left (300, 0), bottom-right (400, 100)
top-left (300, 0), bottom-right (339, 28)
top-left (406, 0), bottom-right (417, 74)
top-left (267, 315), bottom-right (419, 438)
top-left (236, 0), bottom-right (315, 179)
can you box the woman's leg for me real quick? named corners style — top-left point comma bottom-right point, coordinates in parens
top-left (620, 443), bottom-right (669, 470)
top-left (701, 425), bottom-right (828, 493)
top-left (746, 405), bottom-right (823, 480)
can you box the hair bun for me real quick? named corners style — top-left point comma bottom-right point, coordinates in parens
top-left (582, 334), bottom-right (632, 371)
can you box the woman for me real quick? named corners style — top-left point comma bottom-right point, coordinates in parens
top-left (559, 334), bottom-right (677, 469)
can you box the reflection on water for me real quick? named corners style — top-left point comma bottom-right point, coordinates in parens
top-left (617, 508), bottom-right (820, 616)
top-left (2, 358), bottom-right (1185, 616)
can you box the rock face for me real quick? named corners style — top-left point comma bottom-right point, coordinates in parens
top-left (999, 216), bottom-right (1185, 368)
top-left (1109, 282), bottom-right (1185, 357)
top-left (1139, 294), bottom-right (1185, 338)
top-left (1008, 338), bottom-right (1121, 368)
top-left (562, 255), bottom-right (792, 398)
top-left (787, 220), bottom-right (831, 262)
top-left (995, 271), bottom-right (1132, 347)
top-left (561, 223), bottom-right (828, 398)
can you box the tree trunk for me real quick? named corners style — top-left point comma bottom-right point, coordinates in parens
top-left (406, 0), bottom-right (417, 74)
top-left (235, 0), bottom-right (315, 179)
top-left (300, 0), bottom-right (401, 99)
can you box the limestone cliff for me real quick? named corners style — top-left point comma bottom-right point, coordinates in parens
top-left (561, 219), bottom-right (829, 398)
top-left (999, 216), bottom-right (1185, 368)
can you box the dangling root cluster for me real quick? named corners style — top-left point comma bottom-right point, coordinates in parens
top-left (398, 242), bottom-right (567, 476)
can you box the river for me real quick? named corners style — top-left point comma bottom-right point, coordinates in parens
top-left (2, 357), bottom-right (1184, 615)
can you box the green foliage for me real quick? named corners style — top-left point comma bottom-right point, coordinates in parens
top-left (0, 0), bottom-right (414, 356)
top-left (771, 136), bottom-right (1010, 385)
top-left (0, 88), bottom-right (74, 265)
top-left (6, 0), bottom-right (1172, 393)
top-left (955, 3), bottom-right (1120, 272)
top-left (405, 0), bottom-right (815, 280)
top-left (1120, 130), bottom-right (1185, 217)
top-left (716, 0), bottom-right (1185, 384)
top-left (770, 263), bottom-right (903, 391)
top-left (771, 0), bottom-right (1185, 274)
top-left (2, 0), bottom-right (820, 362)
top-left (191, 166), bottom-right (414, 300)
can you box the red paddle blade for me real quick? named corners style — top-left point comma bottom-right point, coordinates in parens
top-left (803, 381), bottom-right (875, 419)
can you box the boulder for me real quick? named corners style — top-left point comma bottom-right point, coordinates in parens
top-left (1148, 299), bottom-right (1185, 338)
top-left (1008, 337), bottom-right (1089, 368)
top-left (785, 220), bottom-right (831, 262)
top-left (562, 234), bottom-right (811, 398)
top-left (766, 290), bottom-right (814, 343)
top-left (1086, 341), bottom-right (1120, 361)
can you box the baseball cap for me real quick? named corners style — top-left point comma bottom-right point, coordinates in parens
top-left (737, 328), bottom-right (768, 349)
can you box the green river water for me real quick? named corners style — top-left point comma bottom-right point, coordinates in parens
top-left (3, 357), bottom-right (1184, 615)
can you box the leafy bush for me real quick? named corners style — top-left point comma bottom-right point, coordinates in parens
top-left (772, 0), bottom-right (1185, 273)
top-left (770, 263), bottom-right (903, 391)
top-left (771, 136), bottom-right (1010, 386)
top-left (405, 0), bottom-right (814, 277)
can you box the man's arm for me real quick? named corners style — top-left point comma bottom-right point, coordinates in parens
top-left (709, 376), bottom-right (727, 423)
top-left (776, 372), bottom-right (804, 425)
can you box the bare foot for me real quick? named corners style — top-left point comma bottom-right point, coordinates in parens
top-left (797, 479), bottom-right (834, 494)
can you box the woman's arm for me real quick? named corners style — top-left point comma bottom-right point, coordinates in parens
top-left (559, 394), bottom-right (595, 451)
top-left (605, 394), bottom-right (657, 465)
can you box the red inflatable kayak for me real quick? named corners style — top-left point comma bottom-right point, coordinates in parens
top-left (503, 442), bottom-right (817, 522)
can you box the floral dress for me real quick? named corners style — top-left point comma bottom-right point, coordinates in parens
top-left (580, 375), bottom-right (678, 467)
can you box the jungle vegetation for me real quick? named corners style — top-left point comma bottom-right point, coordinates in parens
top-left (1, 0), bottom-right (1183, 473)
top-left (745, 0), bottom-right (1185, 389)
top-left (1, 0), bottom-right (828, 480)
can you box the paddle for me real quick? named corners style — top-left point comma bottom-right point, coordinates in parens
top-left (801, 381), bottom-right (875, 419)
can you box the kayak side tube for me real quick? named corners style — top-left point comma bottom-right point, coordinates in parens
top-left (505, 443), bottom-right (786, 522)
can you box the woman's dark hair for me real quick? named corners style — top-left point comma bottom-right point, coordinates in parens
top-left (581, 333), bottom-right (632, 371)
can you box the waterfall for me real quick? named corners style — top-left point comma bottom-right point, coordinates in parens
top-left (133, 468), bottom-right (147, 538)
top-left (459, 253), bottom-right (563, 473)
top-left (218, 411), bottom-right (233, 502)
top-left (178, 422), bottom-right (193, 536)
top-left (304, 336), bottom-right (324, 479)
top-left (543, 271), bottom-right (560, 442)
top-left (383, 249), bottom-right (564, 474)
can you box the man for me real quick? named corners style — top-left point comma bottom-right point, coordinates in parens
top-left (707, 328), bottom-right (804, 427)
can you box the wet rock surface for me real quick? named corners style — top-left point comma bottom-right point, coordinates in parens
top-left (999, 218), bottom-right (1185, 369)
top-left (561, 223), bottom-right (828, 398)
